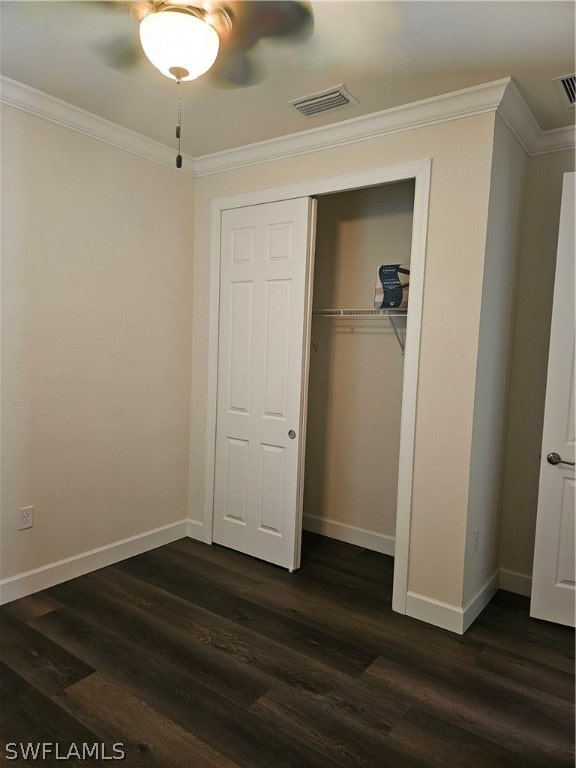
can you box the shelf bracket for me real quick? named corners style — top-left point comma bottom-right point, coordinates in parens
top-left (387, 311), bottom-right (405, 355)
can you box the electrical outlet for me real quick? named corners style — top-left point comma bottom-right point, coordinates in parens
top-left (472, 528), bottom-right (480, 554)
top-left (18, 505), bottom-right (34, 531)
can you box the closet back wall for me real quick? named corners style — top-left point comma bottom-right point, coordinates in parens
top-left (303, 182), bottom-right (415, 552)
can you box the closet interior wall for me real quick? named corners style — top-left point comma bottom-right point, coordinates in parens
top-left (303, 180), bottom-right (415, 552)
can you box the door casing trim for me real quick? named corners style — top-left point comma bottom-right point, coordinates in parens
top-left (203, 158), bottom-right (432, 615)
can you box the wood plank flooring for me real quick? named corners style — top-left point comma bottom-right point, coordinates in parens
top-left (1, 533), bottom-right (574, 767)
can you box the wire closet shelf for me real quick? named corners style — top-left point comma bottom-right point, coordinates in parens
top-left (312, 308), bottom-right (407, 316)
top-left (311, 308), bottom-right (408, 353)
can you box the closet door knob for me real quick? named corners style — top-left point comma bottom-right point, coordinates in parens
top-left (288, 430), bottom-right (296, 439)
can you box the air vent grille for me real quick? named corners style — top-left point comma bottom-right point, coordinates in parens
top-left (290, 85), bottom-right (359, 117)
top-left (553, 74), bottom-right (576, 108)
top-left (560, 76), bottom-right (576, 105)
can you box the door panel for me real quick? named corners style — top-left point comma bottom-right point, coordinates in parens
top-left (228, 282), bottom-right (253, 413)
top-left (223, 437), bottom-right (249, 525)
top-left (213, 197), bottom-right (315, 570)
top-left (258, 443), bottom-right (286, 534)
top-left (531, 172), bottom-right (575, 626)
top-left (263, 280), bottom-right (291, 418)
top-left (556, 476), bottom-right (575, 586)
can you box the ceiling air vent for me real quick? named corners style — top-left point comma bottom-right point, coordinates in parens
top-left (290, 84), bottom-right (359, 117)
top-left (553, 74), bottom-right (576, 108)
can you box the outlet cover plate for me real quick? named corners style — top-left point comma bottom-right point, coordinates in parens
top-left (18, 505), bottom-right (34, 530)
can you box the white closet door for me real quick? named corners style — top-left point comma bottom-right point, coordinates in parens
top-left (213, 197), bottom-right (315, 571)
top-left (530, 172), bottom-right (575, 627)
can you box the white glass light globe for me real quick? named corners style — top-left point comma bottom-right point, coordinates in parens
top-left (139, 11), bottom-right (220, 81)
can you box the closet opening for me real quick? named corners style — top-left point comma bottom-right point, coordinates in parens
top-left (301, 180), bottom-right (416, 600)
top-left (206, 159), bottom-right (430, 612)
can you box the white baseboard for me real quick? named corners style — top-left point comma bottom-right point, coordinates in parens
top-left (405, 591), bottom-right (466, 634)
top-left (186, 518), bottom-right (205, 541)
top-left (0, 519), bottom-right (189, 606)
top-left (406, 570), bottom-right (499, 635)
top-left (302, 514), bottom-right (395, 556)
top-left (499, 568), bottom-right (532, 597)
top-left (462, 570), bottom-right (500, 633)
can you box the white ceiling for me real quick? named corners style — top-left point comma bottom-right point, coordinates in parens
top-left (1, 0), bottom-right (574, 157)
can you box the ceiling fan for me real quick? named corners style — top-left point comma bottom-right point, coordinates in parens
top-left (95, 1), bottom-right (313, 166)
top-left (99, 0), bottom-right (314, 87)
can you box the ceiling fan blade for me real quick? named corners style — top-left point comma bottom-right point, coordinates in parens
top-left (209, 49), bottom-right (263, 87)
top-left (224, 0), bottom-right (313, 47)
top-left (211, 1), bottom-right (313, 86)
top-left (94, 35), bottom-right (143, 71)
top-left (244, 0), bottom-right (313, 40)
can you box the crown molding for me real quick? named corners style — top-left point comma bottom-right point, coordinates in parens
top-left (2, 75), bottom-right (572, 178)
top-left (195, 78), bottom-right (512, 176)
top-left (532, 125), bottom-right (575, 155)
top-left (0, 76), bottom-right (195, 175)
top-left (498, 78), bottom-right (575, 156)
top-left (497, 78), bottom-right (542, 154)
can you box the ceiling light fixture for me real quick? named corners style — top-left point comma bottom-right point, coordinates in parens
top-left (139, 8), bottom-right (220, 82)
top-left (139, 4), bottom-right (223, 168)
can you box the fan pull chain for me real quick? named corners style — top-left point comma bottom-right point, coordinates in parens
top-left (169, 67), bottom-right (189, 169)
top-left (176, 77), bottom-right (183, 169)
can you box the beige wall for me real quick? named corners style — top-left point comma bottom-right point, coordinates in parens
top-left (1, 107), bottom-right (195, 579)
top-left (499, 147), bottom-right (576, 580)
top-left (304, 183), bottom-right (414, 539)
top-left (191, 113), bottom-right (496, 608)
top-left (463, 116), bottom-right (527, 604)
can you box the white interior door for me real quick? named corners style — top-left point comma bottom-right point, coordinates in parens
top-left (213, 197), bottom-right (316, 571)
top-left (530, 172), bottom-right (575, 627)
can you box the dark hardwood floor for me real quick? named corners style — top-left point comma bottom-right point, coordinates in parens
top-left (1, 532), bottom-right (574, 767)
